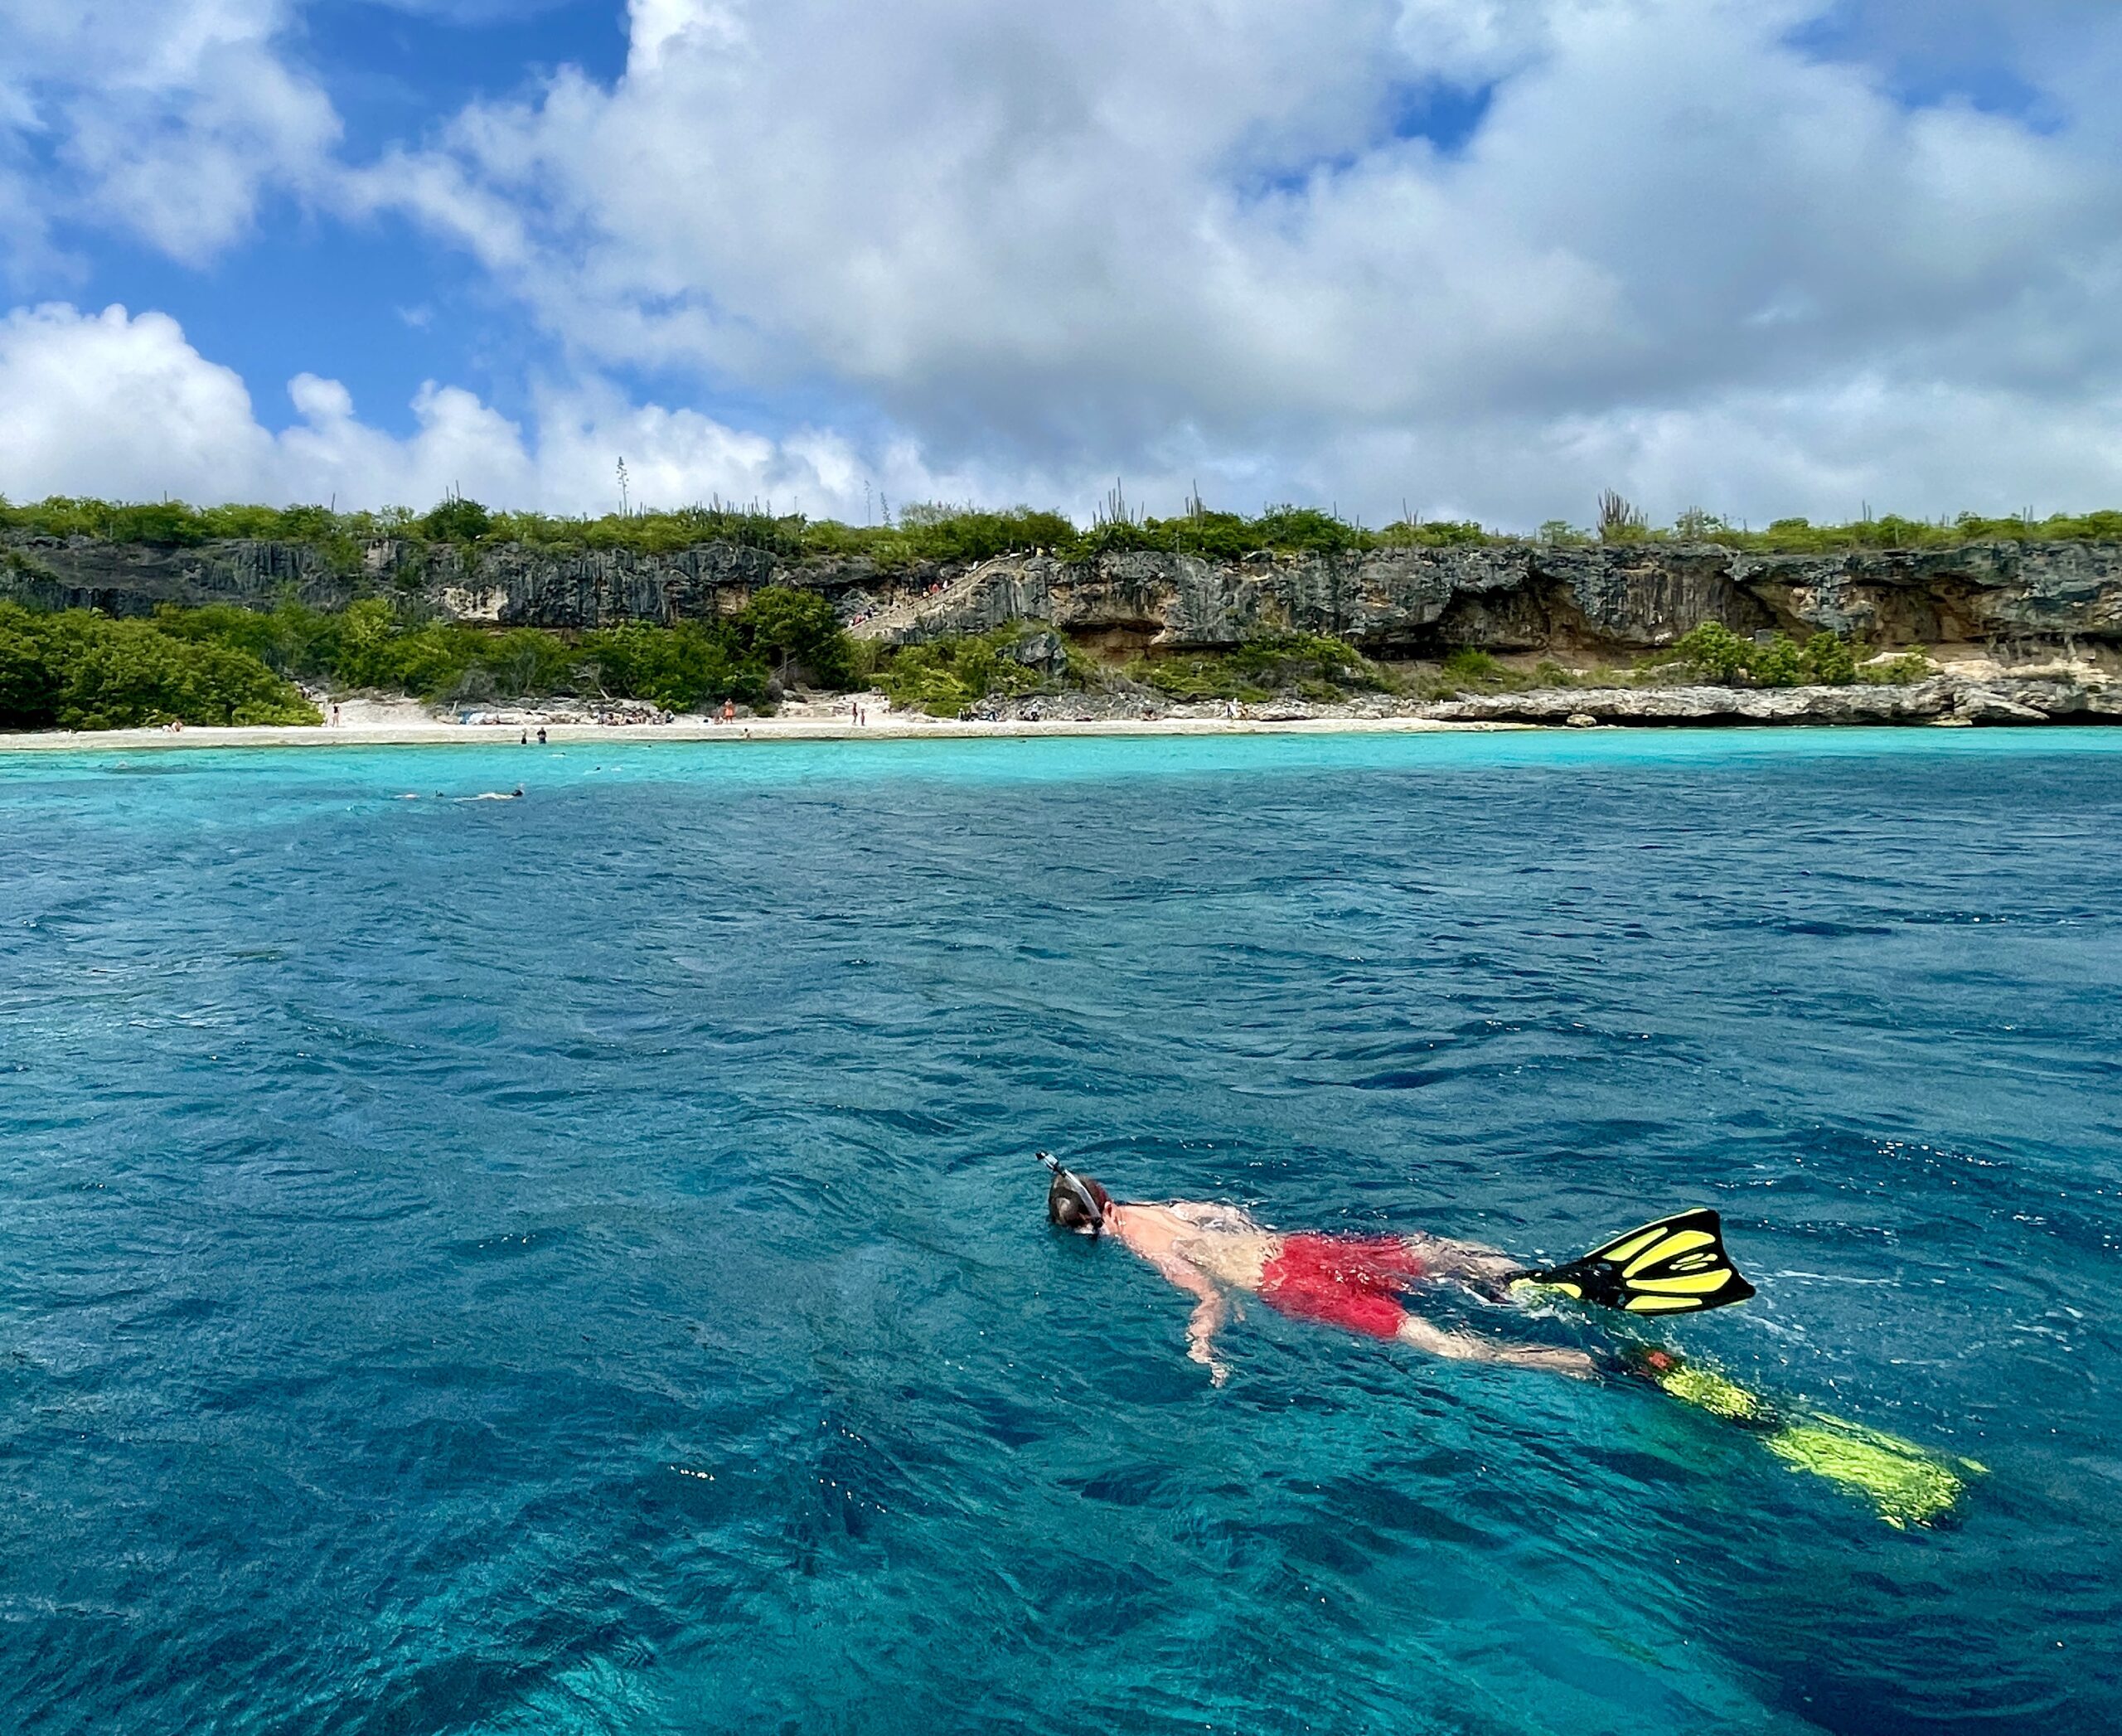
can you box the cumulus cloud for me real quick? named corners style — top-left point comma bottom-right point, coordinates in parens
top-left (7, 0), bottom-right (2122, 525)
top-left (320, 0), bottom-right (2122, 524)
top-left (0, 302), bottom-right (970, 517)
top-left (0, 0), bottom-right (337, 264)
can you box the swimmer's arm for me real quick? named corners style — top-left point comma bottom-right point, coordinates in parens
top-left (1396, 1314), bottom-right (1595, 1380)
top-left (1151, 1255), bottom-right (1231, 1386)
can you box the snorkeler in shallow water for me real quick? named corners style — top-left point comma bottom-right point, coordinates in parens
top-left (1039, 1155), bottom-right (1753, 1384)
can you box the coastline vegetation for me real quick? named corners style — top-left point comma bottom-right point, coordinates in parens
top-left (0, 483), bottom-right (2017, 729)
top-left (7, 491), bottom-right (2121, 574)
top-left (1649, 623), bottom-right (1858, 686)
top-left (0, 602), bottom-right (319, 730)
top-left (0, 582), bottom-right (1950, 731)
top-left (1647, 623), bottom-right (1940, 688)
top-left (1126, 632), bottom-right (1387, 703)
top-left (872, 627), bottom-right (1056, 718)
top-left (874, 627), bottom-right (1397, 717)
top-left (0, 588), bottom-right (856, 730)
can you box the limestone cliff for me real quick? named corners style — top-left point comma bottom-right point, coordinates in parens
top-left (871, 542), bottom-right (2122, 655)
top-left (7, 530), bottom-right (2119, 657)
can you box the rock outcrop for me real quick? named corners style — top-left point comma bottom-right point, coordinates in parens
top-left (7, 529), bottom-right (2120, 659)
top-left (1420, 673), bottom-right (2122, 726)
top-left (875, 543), bottom-right (2122, 657)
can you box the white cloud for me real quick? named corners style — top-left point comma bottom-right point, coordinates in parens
top-left (344, 0), bottom-right (2122, 522)
top-left (0, 0), bottom-right (337, 263)
top-left (7, 301), bottom-right (2119, 536)
top-left (0, 301), bottom-right (971, 518)
top-left (7, 0), bottom-right (2122, 526)
top-left (0, 302), bottom-right (274, 499)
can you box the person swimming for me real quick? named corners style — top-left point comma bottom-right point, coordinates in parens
top-left (1040, 1156), bottom-right (1752, 1384)
top-left (1039, 1161), bottom-right (1996, 1526)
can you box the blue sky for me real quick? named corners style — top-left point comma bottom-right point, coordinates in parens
top-left (77, 2), bottom-right (629, 440)
top-left (2, 0), bottom-right (2120, 526)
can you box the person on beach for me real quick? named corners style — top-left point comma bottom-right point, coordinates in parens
top-left (536, 726), bottom-right (547, 744)
top-left (1039, 1158), bottom-right (1752, 1385)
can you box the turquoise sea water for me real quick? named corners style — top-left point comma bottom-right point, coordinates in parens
top-left (2, 728), bottom-right (2119, 1734)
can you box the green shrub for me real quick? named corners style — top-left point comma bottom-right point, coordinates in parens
top-left (12, 488), bottom-right (2122, 569)
top-left (875, 627), bottom-right (1050, 717)
top-left (1378, 518), bottom-right (1490, 549)
top-left (127, 588), bottom-right (861, 713)
top-left (0, 606), bottom-right (63, 725)
top-left (1863, 652), bottom-right (1935, 686)
top-left (1441, 647), bottom-right (1503, 682)
top-left (1654, 623), bottom-right (1860, 687)
top-left (1428, 647), bottom-right (1538, 691)
top-left (1657, 623), bottom-right (1755, 681)
top-left (1799, 632), bottom-right (1858, 684)
top-left (420, 497), bottom-right (493, 543)
top-left (579, 622), bottom-right (768, 711)
top-left (1128, 631), bottom-right (1383, 701)
top-left (0, 603), bottom-right (318, 729)
top-left (1748, 636), bottom-right (1805, 686)
top-left (1129, 654), bottom-right (1271, 703)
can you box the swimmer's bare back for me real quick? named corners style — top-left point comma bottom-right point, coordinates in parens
top-left (1106, 1200), bottom-right (1594, 1383)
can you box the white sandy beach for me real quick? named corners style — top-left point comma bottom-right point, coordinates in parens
top-left (0, 691), bottom-right (1528, 753)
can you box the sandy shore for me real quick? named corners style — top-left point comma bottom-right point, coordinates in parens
top-left (0, 701), bottom-right (1525, 754)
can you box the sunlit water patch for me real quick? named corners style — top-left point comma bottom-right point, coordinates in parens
top-left (2, 729), bottom-right (2119, 1734)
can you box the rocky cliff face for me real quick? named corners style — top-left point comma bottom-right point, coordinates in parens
top-left (879, 541), bottom-right (2122, 655)
top-left (7, 530), bottom-right (2119, 657)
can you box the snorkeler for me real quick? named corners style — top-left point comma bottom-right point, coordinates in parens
top-left (1039, 1158), bottom-right (1992, 1526)
top-left (1040, 1155), bottom-right (1752, 1384)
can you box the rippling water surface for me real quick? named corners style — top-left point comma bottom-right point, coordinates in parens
top-left (3, 729), bottom-right (2120, 1734)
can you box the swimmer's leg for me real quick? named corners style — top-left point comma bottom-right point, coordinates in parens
top-left (1402, 1233), bottom-right (1524, 1287)
top-left (1396, 1313), bottom-right (1596, 1379)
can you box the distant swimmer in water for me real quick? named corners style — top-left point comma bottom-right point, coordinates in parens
top-left (1039, 1156), bottom-right (1754, 1384)
top-left (461, 787), bottom-right (525, 801)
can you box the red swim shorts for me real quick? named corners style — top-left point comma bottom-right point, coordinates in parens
top-left (1258, 1234), bottom-right (1428, 1339)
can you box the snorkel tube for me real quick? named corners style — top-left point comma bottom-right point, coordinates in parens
top-left (1039, 1152), bottom-right (1110, 1235)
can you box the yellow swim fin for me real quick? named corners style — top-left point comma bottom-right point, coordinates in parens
top-left (1515, 1207), bottom-right (1757, 1316)
top-left (1630, 1346), bottom-right (1986, 1527)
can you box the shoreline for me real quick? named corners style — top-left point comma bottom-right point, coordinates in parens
top-left (5, 668), bottom-right (2117, 754)
top-left (0, 714), bottom-right (1528, 754)
top-left (7, 711), bottom-right (2122, 755)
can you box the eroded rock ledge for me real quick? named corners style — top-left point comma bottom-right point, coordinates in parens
top-left (961, 672), bottom-right (2120, 728)
top-left (1419, 674), bottom-right (2120, 727)
top-left (7, 531), bottom-right (2120, 659)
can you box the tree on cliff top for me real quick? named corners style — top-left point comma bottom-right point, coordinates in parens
top-left (420, 496), bottom-right (492, 542)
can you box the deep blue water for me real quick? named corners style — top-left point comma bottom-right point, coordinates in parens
top-left (2, 729), bottom-right (2119, 1735)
